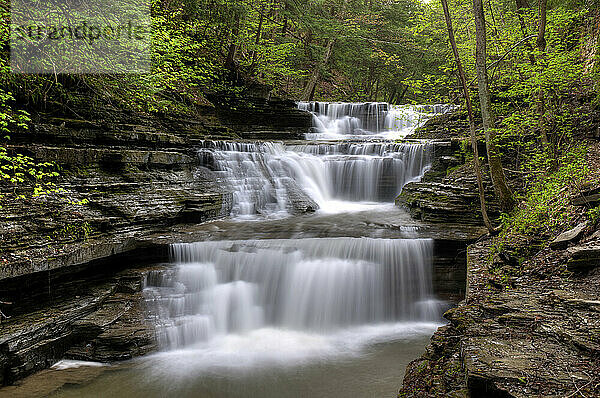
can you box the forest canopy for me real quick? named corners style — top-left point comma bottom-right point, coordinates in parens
top-left (1, 0), bottom-right (598, 113)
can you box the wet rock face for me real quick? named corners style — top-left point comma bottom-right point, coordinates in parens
top-left (0, 267), bottom-right (158, 385)
top-left (400, 239), bottom-right (600, 398)
top-left (396, 139), bottom-right (500, 226)
top-left (280, 179), bottom-right (319, 214)
top-left (208, 94), bottom-right (312, 140)
top-left (431, 240), bottom-right (469, 302)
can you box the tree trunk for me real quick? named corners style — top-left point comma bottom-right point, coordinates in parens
top-left (387, 87), bottom-right (397, 104)
top-left (301, 0), bottom-right (349, 101)
top-left (515, 0), bottom-right (536, 65)
top-left (536, 0), bottom-right (549, 147)
top-left (251, 3), bottom-right (266, 68)
top-left (397, 84), bottom-right (410, 103)
top-left (441, 0), bottom-right (494, 232)
top-left (473, 0), bottom-right (515, 212)
top-left (281, 0), bottom-right (288, 36)
top-left (582, 7), bottom-right (600, 73)
top-left (536, 0), bottom-right (547, 52)
top-left (301, 37), bottom-right (335, 101)
top-left (224, 17), bottom-right (240, 73)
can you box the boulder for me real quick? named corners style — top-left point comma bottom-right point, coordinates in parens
top-left (281, 178), bottom-right (319, 214)
top-left (549, 222), bottom-right (587, 250)
top-left (566, 244), bottom-right (600, 272)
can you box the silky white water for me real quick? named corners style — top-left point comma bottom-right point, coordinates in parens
top-left (297, 101), bottom-right (454, 139)
top-left (199, 140), bottom-right (431, 218)
top-left (144, 238), bottom-right (439, 351)
top-left (37, 103), bottom-right (449, 398)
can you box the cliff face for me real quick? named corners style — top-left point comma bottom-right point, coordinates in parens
top-left (398, 119), bottom-right (600, 398)
top-left (1, 97), bottom-right (312, 281)
top-left (400, 236), bottom-right (600, 398)
top-left (0, 97), bottom-right (312, 384)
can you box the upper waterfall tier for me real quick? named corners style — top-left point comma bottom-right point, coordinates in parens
top-left (198, 141), bottom-right (431, 219)
top-left (297, 101), bottom-right (453, 140)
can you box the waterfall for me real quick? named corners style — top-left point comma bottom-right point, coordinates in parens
top-left (297, 101), bottom-right (454, 139)
top-left (144, 238), bottom-right (438, 350)
top-left (137, 103), bottom-right (448, 381)
top-left (199, 141), bottom-right (431, 218)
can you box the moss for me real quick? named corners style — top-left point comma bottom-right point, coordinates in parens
top-left (446, 164), bottom-right (462, 176)
top-left (47, 221), bottom-right (94, 243)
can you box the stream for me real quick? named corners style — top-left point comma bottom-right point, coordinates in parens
top-left (31, 102), bottom-right (451, 398)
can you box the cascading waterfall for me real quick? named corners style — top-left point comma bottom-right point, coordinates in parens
top-left (288, 142), bottom-right (431, 202)
top-left (139, 101), bottom-right (446, 384)
top-left (298, 101), bottom-right (454, 139)
top-left (199, 140), bottom-right (431, 218)
top-left (144, 238), bottom-right (439, 350)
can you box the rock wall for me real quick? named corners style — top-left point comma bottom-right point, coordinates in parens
top-left (1, 107), bottom-right (232, 283)
top-left (208, 94), bottom-right (312, 140)
top-left (400, 235), bottom-right (600, 398)
top-left (0, 96), bottom-right (312, 385)
top-left (0, 263), bottom-right (160, 385)
top-left (396, 139), bottom-right (501, 225)
top-left (398, 114), bottom-right (600, 398)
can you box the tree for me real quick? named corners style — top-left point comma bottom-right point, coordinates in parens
top-left (473, 0), bottom-right (515, 211)
top-left (301, 0), bottom-right (349, 101)
top-left (536, 0), bottom-right (550, 147)
top-left (515, 0), bottom-right (537, 65)
top-left (440, 0), bottom-right (494, 232)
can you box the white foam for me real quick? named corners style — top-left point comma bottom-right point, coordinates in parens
top-left (298, 102), bottom-right (454, 140)
top-left (51, 360), bottom-right (107, 370)
top-left (316, 201), bottom-right (395, 214)
top-left (145, 322), bottom-right (441, 376)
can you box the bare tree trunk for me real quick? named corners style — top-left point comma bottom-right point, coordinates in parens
top-left (536, 0), bottom-right (549, 147)
top-left (397, 84), bottom-right (410, 103)
top-left (251, 2), bottom-right (266, 68)
top-left (225, 17), bottom-right (240, 73)
top-left (281, 0), bottom-right (288, 36)
top-left (441, 0), bottom-right (494, 232)
top-left (582, 7), bottom-right (600, 73)
top-left (387, 87), bottom-right (397, 104)
top-left (473, 0), bottom-right (515, 212)
top-left (515, 0), bottom-right (537, 65)
top-left (536, 0), bottom-right (547, 51)
top-left (301, 0), bottom-right (349, 101)
top-left (302, 37), bottom-right (335, 101)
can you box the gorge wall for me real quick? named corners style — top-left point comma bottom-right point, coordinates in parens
top-left (0, 97), bottom-right (314, 384)
top-left (398, 115), bottom-right (600, 398)
top-left (0, 101), bottom-right (476, 387)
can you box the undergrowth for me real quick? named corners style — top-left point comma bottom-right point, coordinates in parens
top-left (490, 143), bottom-right (589, 267)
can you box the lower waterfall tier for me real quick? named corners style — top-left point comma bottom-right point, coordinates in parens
top-left (144, 238), bottom-right (442, 350)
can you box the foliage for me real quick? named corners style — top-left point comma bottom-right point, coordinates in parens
top-left (1, 0), bottom-right (451, 111)
top-left (588, 205), bottom-right (600, 225)
top-left (47, 221), bottom-right (94, 243)
top-left (497, 145), bottom-right (588, 243)
top-left (0, 88), bottom-right (61, 207)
